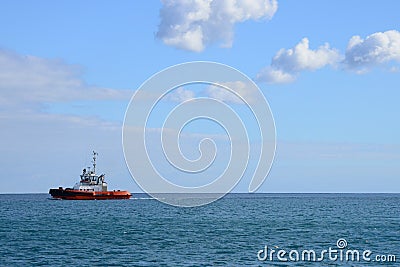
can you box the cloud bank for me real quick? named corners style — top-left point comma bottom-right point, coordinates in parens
top-left (257, 30), bottom-right (400, 83)
top-left (0, 50), bottom-right (134, 193)
top-left (157, 0), bottom-right (278, 52)
top-left (0, 49), bottom-right (131, 112)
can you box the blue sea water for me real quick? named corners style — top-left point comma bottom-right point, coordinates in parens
top-left (0, 193), bottom-right (398, 266)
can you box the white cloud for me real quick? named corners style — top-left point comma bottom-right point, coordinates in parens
top-left (205, 81), bottom-right (259, 104)
top-left (256, 66), bottom-right (296, 84)
top-left (164, 82), bottom-right (260, 105)
top-left (157, 0), bottom-right (278, 52)
top-left (258, 30), bottom-right (400, 84)
top-left (345, 30), bottom-right (400, 71)
top-left (257, 38), bottom-right (341, 84)
top-left (0, 49), bottom-right (132, 112)
top-left (166, 86), bottom-right (196, 102)
top-left (271, 38), bottom-right (341, 72)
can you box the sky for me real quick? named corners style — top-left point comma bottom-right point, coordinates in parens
top-left (0, 0), bottom-right (399, 193)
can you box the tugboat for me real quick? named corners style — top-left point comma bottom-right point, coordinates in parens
top-left (49, 151), bottom-right (131, 200)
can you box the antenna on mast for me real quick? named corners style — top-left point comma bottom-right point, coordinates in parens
top-left (92, 151), bottom-right (98, 173)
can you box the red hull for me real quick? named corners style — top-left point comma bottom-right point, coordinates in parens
top-left (49, 188), bottom-right (131, 200)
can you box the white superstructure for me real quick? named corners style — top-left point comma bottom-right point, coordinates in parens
top-left (72, 151), bottom-right (108, 192)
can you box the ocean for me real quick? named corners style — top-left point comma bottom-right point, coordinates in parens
top-left (0, 193), bottom-right (398, 266)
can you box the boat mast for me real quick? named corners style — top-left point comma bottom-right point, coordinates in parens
top-left (92, 151), bottom-right (98, 173)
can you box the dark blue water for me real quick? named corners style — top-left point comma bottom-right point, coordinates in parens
top-left (0, 193), bottom-right (398, 266)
